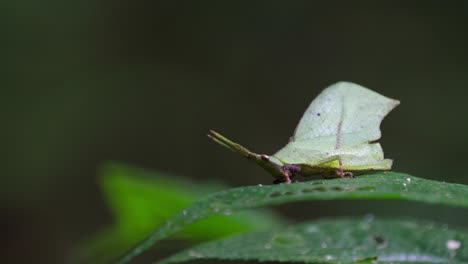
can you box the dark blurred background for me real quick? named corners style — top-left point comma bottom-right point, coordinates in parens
top-left (3, 1), bottom-right (468, 263)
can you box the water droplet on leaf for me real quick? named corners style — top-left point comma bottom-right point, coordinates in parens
top-left (188, 250), bottom-right (203, 258)
top-left (306, 225), bottom-right (319, 233)
top-left (364, 213), bottom-right (374, 223)
top-left (223, 209), bottom-right (232, 216)
top-left (446, 239), bottom-right (461, 250)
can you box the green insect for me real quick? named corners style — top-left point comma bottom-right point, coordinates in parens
top-left (208, 82), bottom-right (399, 184)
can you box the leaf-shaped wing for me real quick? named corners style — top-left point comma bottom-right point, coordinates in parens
top-left (273, 82), bottom-right (399, 172)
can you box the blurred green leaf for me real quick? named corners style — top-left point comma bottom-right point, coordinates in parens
top-left (80, 163), bottom-right (284, 263)
top-left (159, 218), bottom-right (468, 264)
top-left (118, 172), bottom-right (468, 263)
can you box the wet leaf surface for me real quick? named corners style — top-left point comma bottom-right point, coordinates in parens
top-left (159, 218), bottom-right (468, 264)
top-left (118, 172), bottom-right (468, 263)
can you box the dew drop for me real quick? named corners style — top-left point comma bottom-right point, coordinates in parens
top-left (188, 250), bottom-right (203, 258)
top-left (223, 209), bottom-right (232, 216)
top-left (446, 239), bottom-right (461, 250)
top-left (264, 243), bottom-right (272, 249)
top-left (406, 177), bottom-right (411, 183)
top-left (325, 255), bottom-right (333, 260)
top-left (210, 202), bottom-right (223, 213)
top-left (306, 225), bottom-right (319, 233)
top-left (258, 184), bottom-right (263, 187)
top-left (359, 214), bottom-right (374, 230)
top-left (182, 210), bottom-right (187, 216)
top-left (425, 223), bottom-right (434, 230)
top-left (364, 213), bottom-right (375, 223)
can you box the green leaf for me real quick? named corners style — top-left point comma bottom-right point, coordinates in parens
top-left (118, 172), bottom-right (468, 263)
top-left (80, 163), bottom-right (284, 263)
top-left (159, 218), bottom-right (468, 264)
top-left (209, 82), bottom-right (400, 182)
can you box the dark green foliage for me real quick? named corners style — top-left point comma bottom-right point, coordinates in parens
top-left (159, 218), bottom-right (468, 264)
top-left (117, 171), bottom-right (468, 263)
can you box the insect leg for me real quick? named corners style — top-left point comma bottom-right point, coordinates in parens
top-left (335, 158), bottom-right (353, 178)
top-left (281, 171), bottom-right (292, 184)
